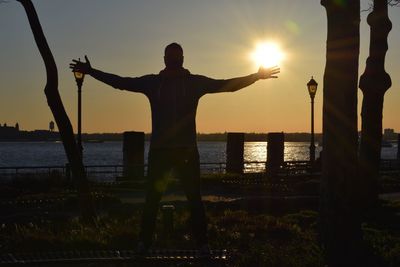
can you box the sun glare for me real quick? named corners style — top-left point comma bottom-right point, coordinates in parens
top-left (251, 41), bottom-right (285, 68)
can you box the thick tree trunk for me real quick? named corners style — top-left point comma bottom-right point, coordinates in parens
top-left (17, 0), bottom-right (96, 223)
top-left (359, 0), bottom-right (392, 208)
top-left (320, 0), bottom-right (361, 265)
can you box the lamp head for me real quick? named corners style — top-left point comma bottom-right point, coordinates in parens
top-left (307, 76), bottom-right (318, 98)
top-left (73, 58), bottom-right (85, 86)
top-left (74, 71), bottom-right (84, 80)
top-left (74, 70), bottom-right (85, 86)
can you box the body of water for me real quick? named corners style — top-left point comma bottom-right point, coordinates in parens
top-left (0, 141), bottom-right (397, 168)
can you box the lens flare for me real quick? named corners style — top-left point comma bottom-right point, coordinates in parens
top-left (251, 41), bottom-right (285, 68)
top-left (285, 20), bottom-right (301, 35)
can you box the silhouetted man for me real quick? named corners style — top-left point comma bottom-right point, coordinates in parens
top-left (70, 43), bottom-right (279, 252)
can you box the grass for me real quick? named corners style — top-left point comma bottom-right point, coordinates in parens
top-left (2, 199), bottom-right (400, 266)
top-left (0, 207), bottom-right (325, 267)
top-left (1, 173), bottom-right (400, 266)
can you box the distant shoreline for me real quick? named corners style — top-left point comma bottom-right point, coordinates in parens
top-left (1, 132), bottom-right (323, 143)
top-left (1, 131), bottom-right (398, 143)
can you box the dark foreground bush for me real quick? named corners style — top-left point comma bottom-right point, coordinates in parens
top-left (0, 207), bottom-right (324, 267)
top-left (1, 201), bottom-right (400, 267)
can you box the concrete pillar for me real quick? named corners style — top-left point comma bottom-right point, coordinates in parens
top-left (123, 131), bottom-right (144, 179)
top-left (397, 134), bottom-right (400, 160)
top-left (65, 163), bottom-right (71, 182)
top-left (266, 132), bottom-right (284, 177)
top-left (226, 132), bottom-right (244, 174)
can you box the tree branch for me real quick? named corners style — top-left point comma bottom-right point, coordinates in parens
top-left (16, 0), bottom-right (96, 223)
top-left (363, 0), bottom-right (400, 12)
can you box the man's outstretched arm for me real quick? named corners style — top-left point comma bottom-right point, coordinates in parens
top-left (69, 56), bottom-right (152, 93)
top-left (198, 66), bottom-right (280, 94)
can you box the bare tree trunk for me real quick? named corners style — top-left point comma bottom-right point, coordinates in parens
top-left (320, 0), bottom-right (361, 265)
top-left (359, 0), bottom-right (392, 209)
top-left (17, 0), bottom-right (96, 223)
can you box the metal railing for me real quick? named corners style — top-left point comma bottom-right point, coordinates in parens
top-left (0, 249), bottom-right (230, 266)
top-left (0, 159), bottom-right (398, 182)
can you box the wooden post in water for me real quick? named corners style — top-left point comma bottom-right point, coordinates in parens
top-left (397, 134), bottom-right (400, 160)
top-left (226, 133), bottom-right (244, 174)
top-left (123, 131), bottom-right (144, 179)
top-left (267, 132), bottom-right (284, 177)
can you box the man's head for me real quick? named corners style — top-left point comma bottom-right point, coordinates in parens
top-left (164, 43), bottom-right (184, 69)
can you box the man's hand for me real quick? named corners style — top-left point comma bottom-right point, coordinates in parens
top-left (257, 66), bottom-right (280, 80)
top-left (69, 55), bottom-right (92, 74)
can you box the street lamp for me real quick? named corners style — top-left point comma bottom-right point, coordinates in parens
top-left (307, 76), bottom-right (318, 164)
top-left (73, 63), bottom-right (85, 158)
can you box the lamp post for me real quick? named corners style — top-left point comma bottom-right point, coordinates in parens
top-left (307, 76), bottom-right (318, 163)
top-left (74, 64), bottom-right (85, 159)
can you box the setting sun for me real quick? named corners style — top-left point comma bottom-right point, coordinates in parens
top-left (251, 41), bottom-right (285, 68)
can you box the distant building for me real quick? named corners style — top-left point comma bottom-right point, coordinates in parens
top-left (49, 121), bottom-right (55, 132)
top-left (0, 122), bottom-right (60, 141)
top-left (0, 123), bottom-right (20, 139)
top-left (383, 128), bottom-right (397, 140)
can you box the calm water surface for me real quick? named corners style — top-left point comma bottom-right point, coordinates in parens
top-left (0, 141), bottom-right (396, 168)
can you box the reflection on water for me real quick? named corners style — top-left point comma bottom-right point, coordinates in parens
top-left (244, 142), bottom-right (323, 162)
top-left (243, 142), bottom-right (323, 172)
top-left (0, 141), bottom-right (396, 168)
top-left (244, 142), bottom-right (265, 162)
top-left (284, 142), bottom-right (323, 161)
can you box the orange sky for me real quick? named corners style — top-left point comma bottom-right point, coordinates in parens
top-left (1, 1), bottom-right (400, 133)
